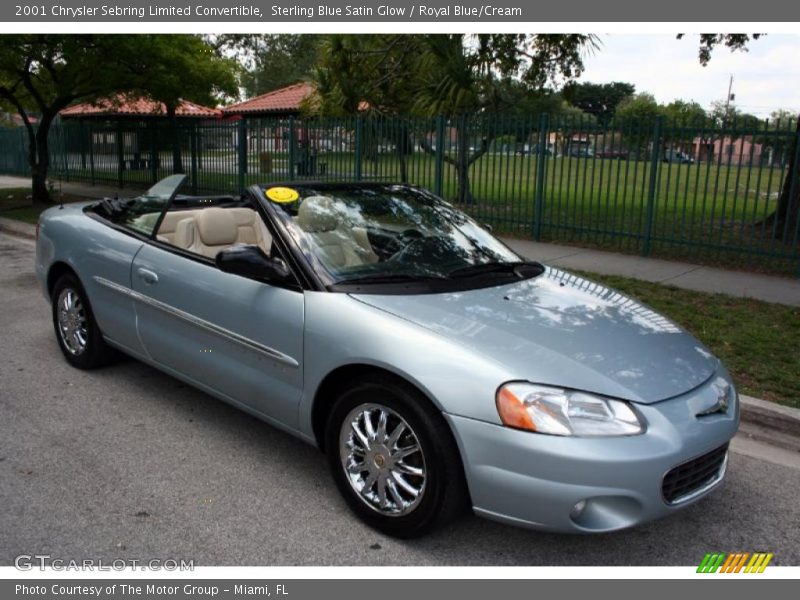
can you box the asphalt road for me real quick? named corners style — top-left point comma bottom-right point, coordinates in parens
top-left (1, 232), bottom-right (798, 566)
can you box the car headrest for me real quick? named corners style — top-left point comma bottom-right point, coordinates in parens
top-left (174, 217), bottom-right (196, 249)
top-left (297, 196), bottom-right (340, 233)
top-left (195, 207), bottom-right (238, 246)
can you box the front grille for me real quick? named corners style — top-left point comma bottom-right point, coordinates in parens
top-left (662, 443), bottom-right (729, 504)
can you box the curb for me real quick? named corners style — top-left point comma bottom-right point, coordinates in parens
top-left (0, 218), bottom-right (798, 441)
top-left (0, 216), bottom-right (36, 239)
top-left (739, 394), bottom-right (800, 438)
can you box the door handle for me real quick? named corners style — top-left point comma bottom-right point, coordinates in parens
top-left (136, 268), bottom-right (159, 285)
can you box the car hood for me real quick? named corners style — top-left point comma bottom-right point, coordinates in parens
top-left (350, 267), bottom-right (718, 404)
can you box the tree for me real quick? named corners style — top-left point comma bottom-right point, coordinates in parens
top-left (611, 93), bottom-right (662, 157)
top-left (561, 81), bottom-right (635, 122)
top-left (0, 35), bottom-right (237, 202)
top-left (312, 34), bottom-right (598, 203)
top-left (660, 100), bottom-right (706, 125)
top-left (658, 100), bottom-right (708, 152)
top-left (614, 93), bottom-right (660, 124)
top-left (119, 35), bottom-right (238, 174)
top-left (682, 34), bottom-right (798, 241)
top-left (216, 35), bottom-right (322, 98)
top-left (0, 36), bottom-right (125, 202)
top-left (753, 110), bottom-right (797, 169)
top-left (708, 100), bottom-right (760, 130)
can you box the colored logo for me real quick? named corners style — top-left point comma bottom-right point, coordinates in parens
top-left (697, 552), bottom-right (773, 573)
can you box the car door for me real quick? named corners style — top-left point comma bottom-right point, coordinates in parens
top-left (130, 242), bottom-right (304, 431)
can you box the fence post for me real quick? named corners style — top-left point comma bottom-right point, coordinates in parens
top-left (288, 116), bottom-right (296, 181)
top-left (79, 121), bottom-right (87, 172)
top-left (149, 122), bottom-right (158, 183)
top-left (642, 116), bottom-right (663, 256)
top-left (190, 123), bottom-right (198, 195)
top-left (533, 113), bottom-right (550, 241)
top-left (355, 114), bottom-right (364, 181)
top-left (88, 123), bottom-right (95, 185)
top-left (237, 118), bottom-right (248, 193)
top-left (115, 122), bottom-right (124, 189)
top-left (434, 115), bottom-right (445, 196)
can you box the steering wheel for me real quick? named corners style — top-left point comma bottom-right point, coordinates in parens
top-left (386, 234), bottom-right (450, 265)
top-left (398, 228), bottom-right (424, 242)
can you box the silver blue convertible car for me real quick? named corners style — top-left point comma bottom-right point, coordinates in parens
top-left (36, 175), bottom-right (738, 537)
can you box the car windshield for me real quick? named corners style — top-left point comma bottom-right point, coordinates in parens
top-left (92, 174), bottom-right (187, 236)
top-left (263, 184), bottom-right (530, 288)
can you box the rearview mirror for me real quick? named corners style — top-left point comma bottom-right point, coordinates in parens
top-left (215, 245), bottom-right (292, 283)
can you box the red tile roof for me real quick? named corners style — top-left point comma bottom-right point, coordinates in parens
top-left (222, 82), bottom-right (314, 115)
top-left (60, 95), bottom-right (221, 119)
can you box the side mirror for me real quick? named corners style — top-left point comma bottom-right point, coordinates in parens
top-left (215, 245), bottom-right (292, 283)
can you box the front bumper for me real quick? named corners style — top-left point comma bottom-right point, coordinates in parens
top-left (445, 376), bottom-right (739, 533)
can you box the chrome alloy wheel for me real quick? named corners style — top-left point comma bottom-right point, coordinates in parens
top-left (56, 288), bottom-right (88, 356)
top-left (339, 403), bottom-right (427, 516)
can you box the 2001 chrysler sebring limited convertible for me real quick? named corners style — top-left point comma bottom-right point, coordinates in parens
top-left (36, 175), bottom-right (738, 537)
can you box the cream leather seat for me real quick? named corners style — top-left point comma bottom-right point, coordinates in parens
top-left (168, 207), bottom-right (272, 257)
top-left (228, 208), bottom-right (272, 252)
top-left (297, 196), bottom-right (378, 269)
top-left (157, 209), bottom-right (202, 245)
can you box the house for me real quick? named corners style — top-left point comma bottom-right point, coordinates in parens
top-left (222, 82), bottom-right (315, 119)
top-left (689, 135), bottom-right (765, 164)
top-left (60, 95), bottom-right (221, 122)
top-left (222, 82), bottom-right (371, 155)
top-left (59, 95), bottom-right (221, 170)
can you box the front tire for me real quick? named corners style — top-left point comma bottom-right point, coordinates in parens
top-left (51, 273), bottom-right (116, 369)
top-left (325, 375), bottom-right (468, 538)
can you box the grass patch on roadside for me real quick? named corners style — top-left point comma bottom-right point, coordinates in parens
top-left (581, 271), bottom-right (800, 407)
top-left (0, 188), bottom-right (86, 224)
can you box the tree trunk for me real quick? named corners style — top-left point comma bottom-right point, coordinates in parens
top-left (773, 116), bottom-right (800, 242)
top-left (455, 116), bottom-right (473, 205)
top-left (30, 112), bottom-right (54, 203)
top-left (417, 117), bottom-right (490, 203)
top-left (397, 147), bottom-right (408, 183)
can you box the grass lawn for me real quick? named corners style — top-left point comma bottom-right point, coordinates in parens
top-left (54, 150), bottom-right (798, 274)
top-left (0, 188), bottom-right (87, 224)
top-left (582, 271), bottom-right (800, 407)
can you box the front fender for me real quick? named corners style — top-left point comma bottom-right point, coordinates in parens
top-left (299, 292), bottom-right (512, 441)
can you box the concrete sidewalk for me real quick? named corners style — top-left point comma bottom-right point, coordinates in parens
top-left (0, 174), bottom-right (147, 200)
top-left (503, 238), bottom-right (800, 307)
top-left (3, 174), bottom-right (799, 306)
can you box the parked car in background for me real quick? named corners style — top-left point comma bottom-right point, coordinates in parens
top-left (663, 149), bottom-right (695, 164)
top-left (595, 149), bottom-right (630, 160)
top-left (36, 176), bottom-right (739, 538)
top-left (568, 146), bottom-right (594, 158)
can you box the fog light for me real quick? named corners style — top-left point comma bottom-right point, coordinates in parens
top-left (570, 500), bottom-right (587, 519)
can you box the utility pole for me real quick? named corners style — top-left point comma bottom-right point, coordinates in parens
top-left (724, 74), bottom-right (734, 126)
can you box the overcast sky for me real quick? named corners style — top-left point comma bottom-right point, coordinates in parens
top-left (578, 34), bottom-right (800, 118)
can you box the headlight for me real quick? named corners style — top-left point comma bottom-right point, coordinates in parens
top-left (496, 383), bottom-right (644, 436)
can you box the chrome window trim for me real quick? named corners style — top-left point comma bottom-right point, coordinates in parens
top-left (93, 276), bottom-right (299, 369)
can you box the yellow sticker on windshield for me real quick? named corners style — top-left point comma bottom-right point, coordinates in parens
top-left (266, 186), bottom-right (299, 203)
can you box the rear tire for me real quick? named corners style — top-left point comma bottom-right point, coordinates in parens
top-left (324, 374), bottom-right (468, 538)
top-left (51, 273), bottom-right (116, 369)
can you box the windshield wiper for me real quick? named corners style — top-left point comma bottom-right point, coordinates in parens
top-left (332, 272), bottom-right (450, 286)
top-left (447, 260), bottom-right (544, 279)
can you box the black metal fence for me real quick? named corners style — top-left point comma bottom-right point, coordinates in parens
top-left (1, 113), bottom-right (798, 275)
